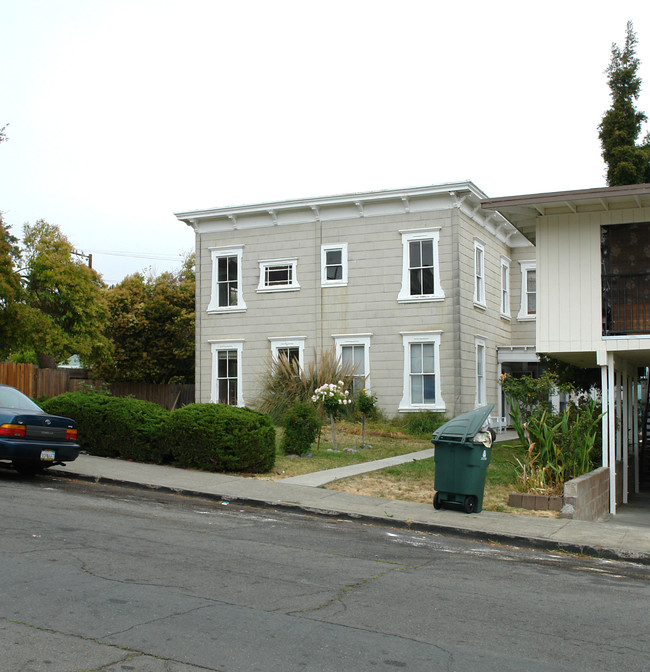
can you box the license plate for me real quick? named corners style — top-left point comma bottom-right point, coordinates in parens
top-left (40, 450), bottom-right (56, 461)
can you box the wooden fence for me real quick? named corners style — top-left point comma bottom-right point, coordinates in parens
top-left (0, 362), bottom-right (194, 411)
top-left (0, 362), bottom-right (35, 397)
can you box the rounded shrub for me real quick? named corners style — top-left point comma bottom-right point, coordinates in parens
top-left (41, 391), bottom-right (171, 463)
top-left (167, 403), bottom-right (275, 473)
top-left (281, 402), bottom-right (320, 456)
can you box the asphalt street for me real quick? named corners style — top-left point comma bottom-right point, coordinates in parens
top-left (2, 474), bottom-right (649, 672)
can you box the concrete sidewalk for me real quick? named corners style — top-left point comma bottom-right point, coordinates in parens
top-left (51, 453), bottom-right (650, 565)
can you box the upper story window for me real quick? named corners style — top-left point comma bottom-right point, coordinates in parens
top-left (517, 260), bottom-right (536, 320)
top-left (500, 256), bottom-right (511, 319)
top-left (207, 246), bottom-right (246, 313)
top-left (397, 229), bottom-right (444, 303)
top-left (398, 331), bottom-right (445, 412)
top-left (321, 243), bottom-right (348, 287)
top-left (334, 334), bottom-right (371, 395)
top-left (602, 222), bottom-right (650, 335)
top-left (257, 258), bottom-right (300, 292)
top-left (474, 239), bottom-right (486, 308)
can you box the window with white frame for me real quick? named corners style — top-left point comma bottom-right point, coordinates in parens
top-left (321, 243), bottom-right (348, 287)
top-left (269, 337), bottom-right (305, 369)
top-left (257, 258), bottom-right (300, 292)
top-left (399, 332), bottom-right (445, 411)
top-left (500, 256), bottom-right (511, 318)
top-left (397, 230), bottom-right (444, 302)
top-left (207, 246), bottom-right (246, 313)
top-left (474, 240), bottom-right (486, 307)
top-left (475, 337), bottom-right (486, 406)
top-left (334, 335), bottom-right (371, 395)
top-left (517, 260), bottom-right (536, 320)
top-left (210, 340), bottom-right (244, 406)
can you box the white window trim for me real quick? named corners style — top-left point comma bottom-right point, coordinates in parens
top-left (500, 256), bottom-right (511, 319)
top-left (473, 239), bottom-right (486, 309)
top-left (398, 331), bottom-right (445, 412)
top-left (333, 334), bottom-right (372, 391)
top-left (397, 229), bottom-right (445, 303)
top-left (207, 246), bottom-right (246, 314)
top-left (269, 336), bottom-right (306, 368)
top-left (257, 258), bottom-right (300, 292)
top-left (209, 339), bottom-right (245, 407)
top-left (475, 336), bottom-right (487, 407)
top-left (321, 243), bottom-right (348, 287)
top-left (517, 260), bottom-right (536, 321)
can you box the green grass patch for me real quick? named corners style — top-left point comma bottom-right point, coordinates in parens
top-left (257, 420), bottom-right (432, 479)
top-left (323, 439), bottom-right (529, 513)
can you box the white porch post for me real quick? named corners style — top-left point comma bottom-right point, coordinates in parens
top-left (632, 369), bottom-right (640, 495)
top-left (608, 353), bottom-right (617, 515)
top-left (615, 369), bottom-right (622, 461)
top-left (622, 370), bottom-right (628, 505)
top-left (601, 364), bottom-right (609, 469)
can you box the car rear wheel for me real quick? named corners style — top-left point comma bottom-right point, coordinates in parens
top-left (13, 462), bottom-right (46, 476)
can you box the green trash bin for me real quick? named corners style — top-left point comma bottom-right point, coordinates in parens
top-left (431, 404), bottom-right (494, 514)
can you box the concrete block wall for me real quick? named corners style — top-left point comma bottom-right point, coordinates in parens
top-left (562, 467), bottom-right (609, 521)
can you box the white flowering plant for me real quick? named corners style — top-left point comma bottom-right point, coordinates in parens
top-left (311, 381), bottom-right (352, 417)
top-left (312, 381), bottom-right (352, 451)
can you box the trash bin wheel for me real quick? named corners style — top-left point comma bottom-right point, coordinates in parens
top-left (463, 495), bottom-right (477, 514)
top-left (433, 492), bottom-right (442, 510)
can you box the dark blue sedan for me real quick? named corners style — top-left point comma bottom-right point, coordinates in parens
top-left (0, 384), bottom-right (81, 475)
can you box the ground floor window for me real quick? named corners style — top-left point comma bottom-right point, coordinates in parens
top-left (334, 335), bottom-right (371, 395)
top-left (210, 340), bottom-right (244, 406)
top-left (269, 337), bottom-right (305, 370)
top-left (399, 332), bottom-right (444, 411)
top-left (475, 337), bottom-right (486, 406)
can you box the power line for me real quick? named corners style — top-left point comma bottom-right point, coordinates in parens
top-left (90, 250), bottom-right (186, 261)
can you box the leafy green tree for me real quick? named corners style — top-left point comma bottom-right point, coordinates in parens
top-left (94, 256), bottom-right (195, 383)
top-left (599, 21), bottom-right (650, 185)
top-left (0, 213), bottom-right (23, 358)
top-left (0, 124), bottom-right (7, 144)
top-left (17, 219), bottom-right (110, 368)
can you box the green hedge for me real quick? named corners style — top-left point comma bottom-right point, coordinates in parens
top-left (41, 393), bottom-right (276, 473)
top-left (41, 391), bottom-right (171, 463)
top-left (167, 403), bottom-right (275, 473)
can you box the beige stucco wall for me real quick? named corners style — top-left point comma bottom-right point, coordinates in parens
top-left (192, 202), bottom-right (533, 418)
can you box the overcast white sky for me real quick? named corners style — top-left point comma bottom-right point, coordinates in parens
top-left (1, 0), bottom-right (649, 285)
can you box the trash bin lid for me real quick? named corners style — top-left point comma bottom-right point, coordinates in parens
top-left (432, 404), bottom-right (494, 442)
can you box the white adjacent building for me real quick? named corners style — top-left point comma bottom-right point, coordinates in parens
top-left (483, 183), bottom-right (650, 512)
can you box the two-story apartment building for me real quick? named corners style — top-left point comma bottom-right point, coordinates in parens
top-left (483, 183), bottom-right (650, 512)
top-left (176, 181), bottom-right (535, 421)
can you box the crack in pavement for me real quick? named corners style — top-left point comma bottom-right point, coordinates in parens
top-left (2, 617), bottom-right (218, 672)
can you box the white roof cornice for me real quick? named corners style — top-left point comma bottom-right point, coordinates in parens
top-left (175, 182), bottom-right (485, 220)
top-left (175, 181), bottom-right (524, 245)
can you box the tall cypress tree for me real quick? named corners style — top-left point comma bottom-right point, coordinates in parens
top-left (598, 21), bottom-right (650, 185)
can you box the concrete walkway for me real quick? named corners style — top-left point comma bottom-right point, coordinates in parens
top-left (281, 448), bottom-right (435, 486)
top-left (50, 452), bottom-right (650, 565)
